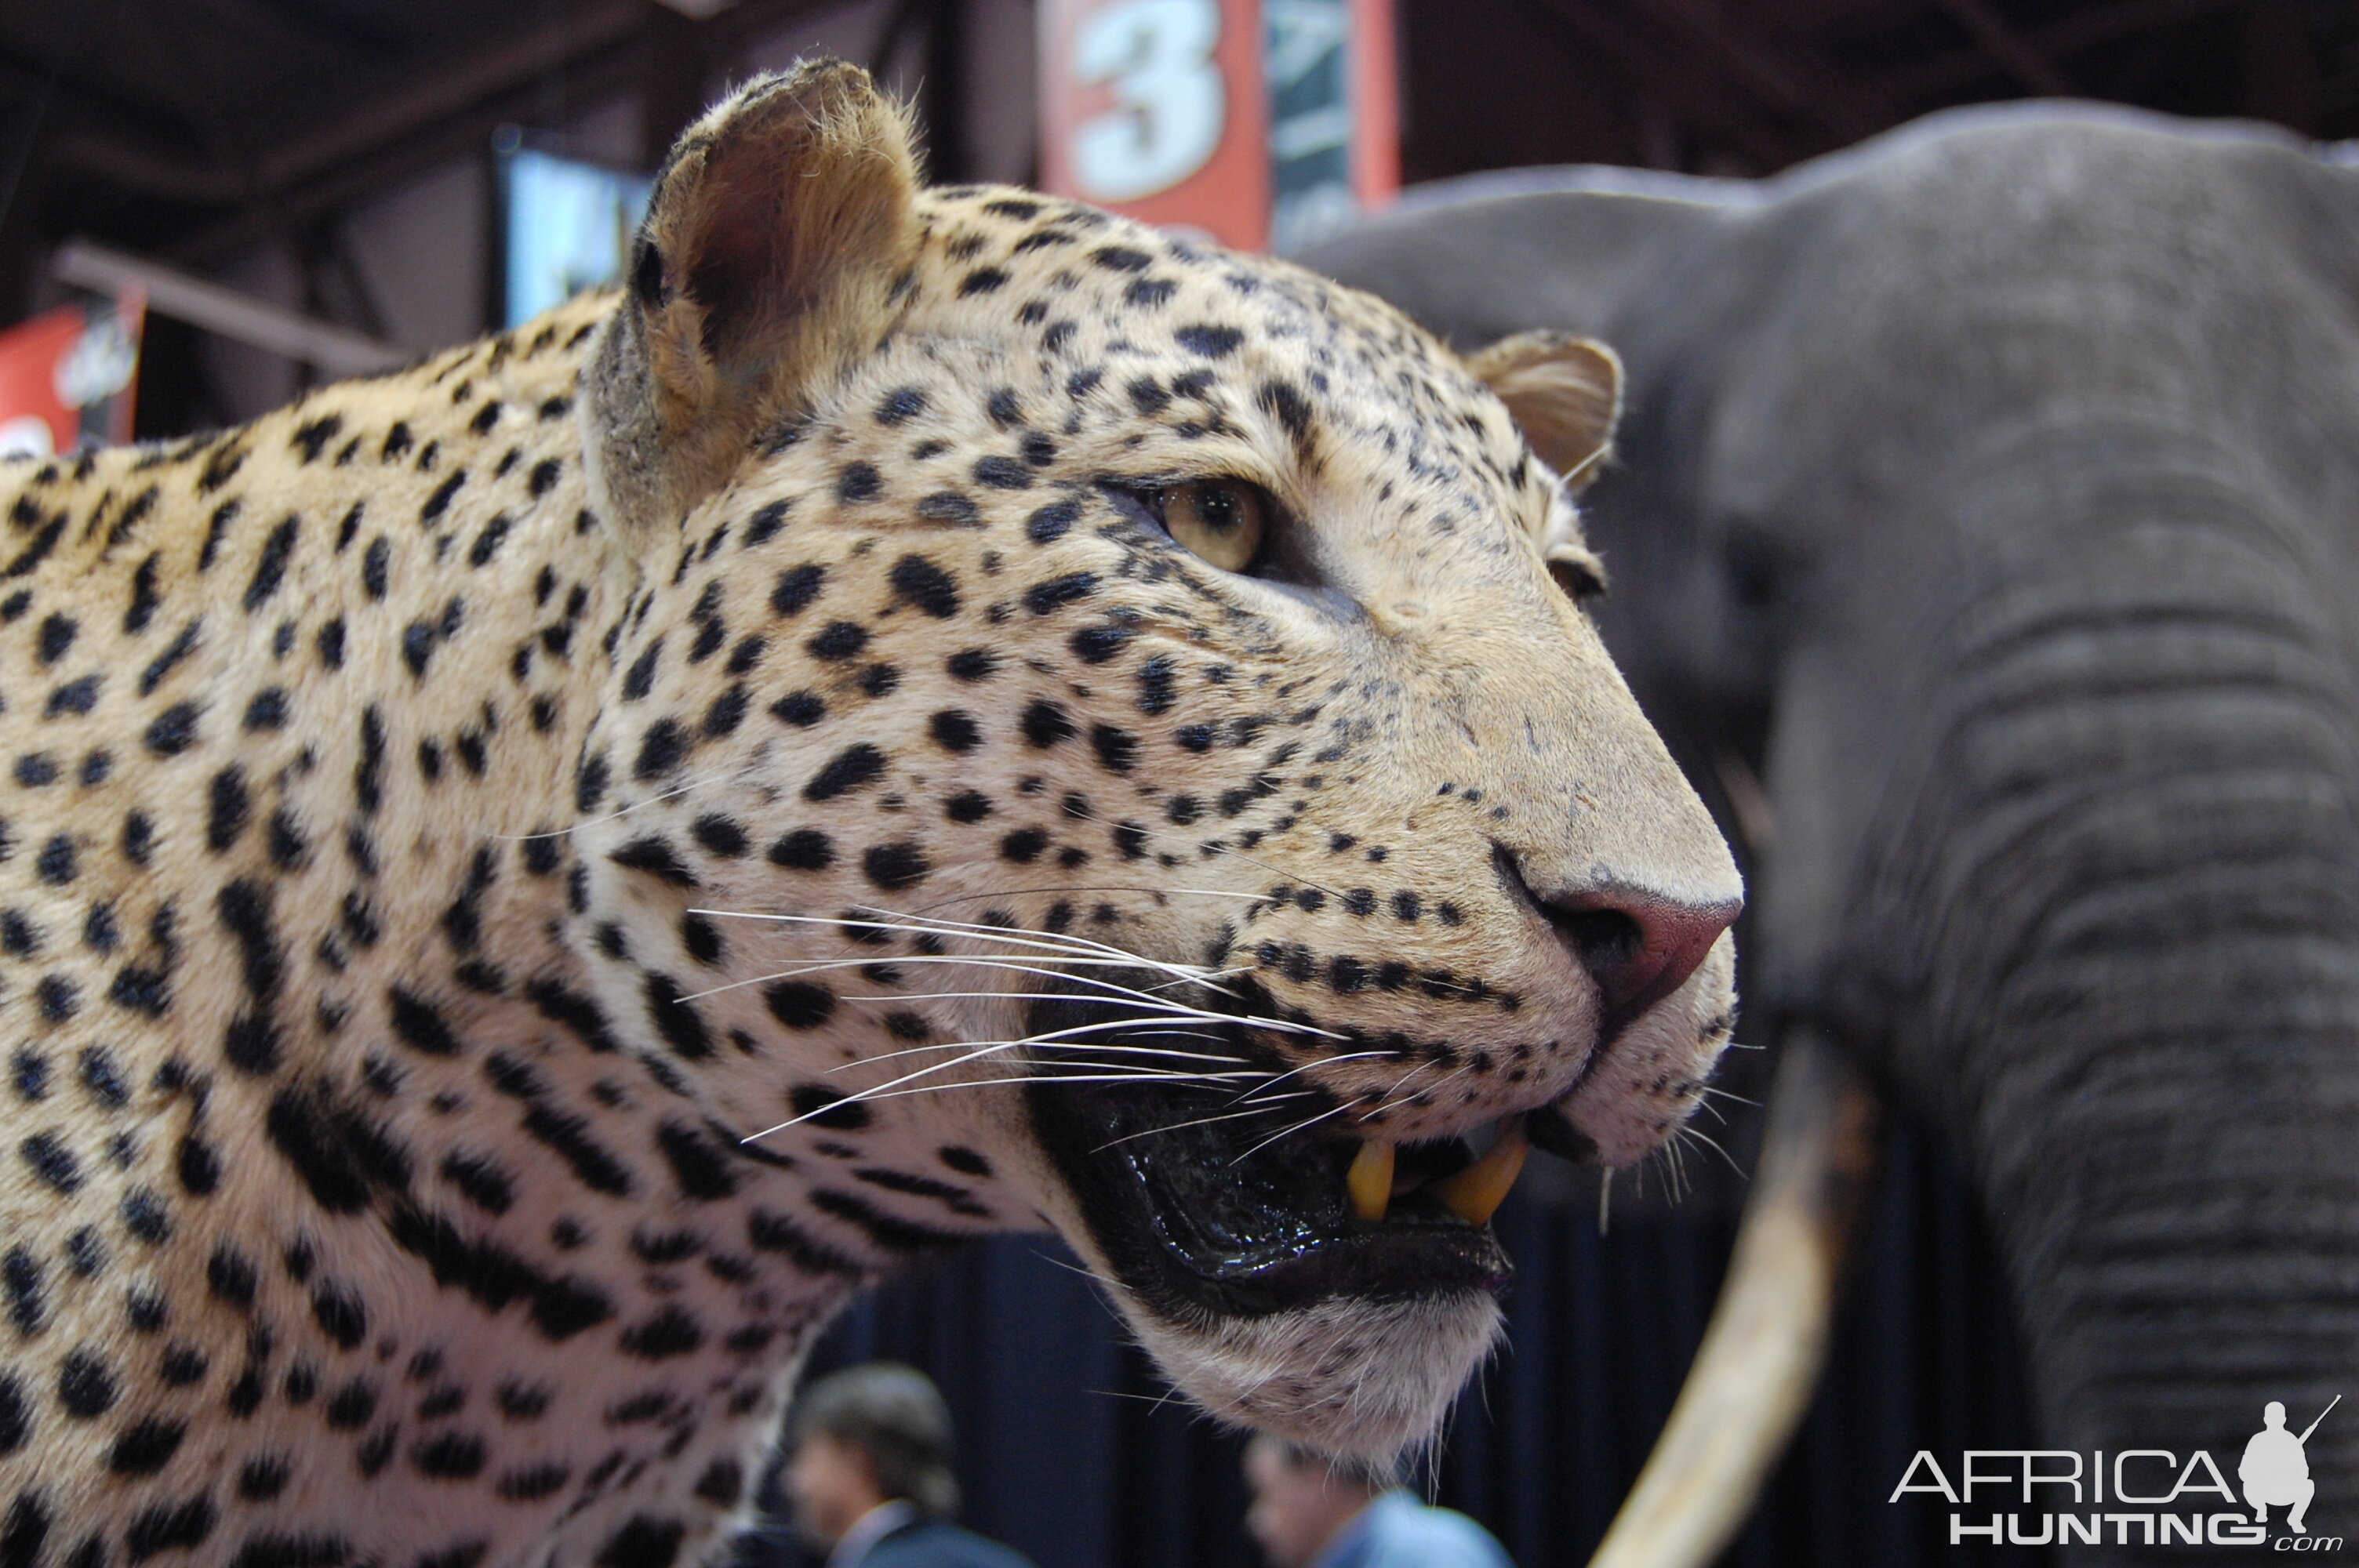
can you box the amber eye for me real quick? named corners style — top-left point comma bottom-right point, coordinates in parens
top-left (1158, 479), bottom-right (1268, 572)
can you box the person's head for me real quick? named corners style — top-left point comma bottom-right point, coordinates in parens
top-left (1243, 1435), bottom-right (1397, 1568)
top-left (2266, 1401), bottom-right (2288, 1427)
top-left (783, 1364), bottom-right (960, 1548)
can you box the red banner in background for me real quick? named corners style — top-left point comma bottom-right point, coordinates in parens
top-left (1038, 0), bottom-right (1397, 254)
top-left (0, 292), bottom-right (145, 459)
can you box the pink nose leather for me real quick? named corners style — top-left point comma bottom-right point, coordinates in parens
top-left (1548, 885), bottom-right (1739, 1036)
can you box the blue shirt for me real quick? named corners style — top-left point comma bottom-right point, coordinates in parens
top-left (1310, 1491), bottom-right (1515, 1568)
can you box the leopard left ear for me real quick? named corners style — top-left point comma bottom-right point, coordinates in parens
top-left (1466, 331), bottom-right (1623, 493)
top-left (583, 58), bottom-right (923, 533)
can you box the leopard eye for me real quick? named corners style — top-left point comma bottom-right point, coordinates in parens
top-left (1158, 479), bottom-right (1268, 572)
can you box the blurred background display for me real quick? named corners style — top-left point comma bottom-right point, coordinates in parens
top-left (496, 136), bottom-right (652, 328)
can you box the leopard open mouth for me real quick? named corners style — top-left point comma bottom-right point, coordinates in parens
top-left (1022, 990), bottom-right (1516, 1322)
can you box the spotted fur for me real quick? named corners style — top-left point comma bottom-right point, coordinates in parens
top-left (0, 60), bottom-right (1736, 1568)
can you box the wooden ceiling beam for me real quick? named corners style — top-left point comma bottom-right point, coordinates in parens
top-left (1523, 0), bottom-right (1808, 171)
top-left (1885, 0), bottom-right (2243, 106)
top-left (1932, 0), bottom-right (2075, 97)
top-left (157, 0), bottom-right (835, 265)
top-left (50, 0), bottom-right (647, 205)
top-left (1635, 0), bottom-right (1881, 143)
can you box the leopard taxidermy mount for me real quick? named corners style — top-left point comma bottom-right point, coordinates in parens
top-left (0, 59), bottom-right (1738, 1568)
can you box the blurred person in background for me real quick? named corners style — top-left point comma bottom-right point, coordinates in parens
top-left (1244, 1435), bottom-right (1514, 1568)
top-left (773, 1363), bottom-right (1036, 1568)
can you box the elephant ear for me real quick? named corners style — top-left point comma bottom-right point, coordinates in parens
top-left (583, 58), bottom-right (923, 534)
top-left (1467, 330), bottom-right (1623, 493)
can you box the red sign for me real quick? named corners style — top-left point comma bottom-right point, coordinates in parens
top-left (0, 292), bottom-right (144, 459)
top-left (1038, 0), bottom-right (1398, 253)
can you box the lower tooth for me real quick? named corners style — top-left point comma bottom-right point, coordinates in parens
top-left (1435, 1117), bottom-right (1528, 1226)
top-left (1347, 1141), bottom-right (1394, 1221)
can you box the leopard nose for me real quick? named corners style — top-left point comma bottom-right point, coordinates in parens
top-left (1500, 850), bottom-right (1740, 1035)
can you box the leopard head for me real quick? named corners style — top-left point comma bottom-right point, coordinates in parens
top-left (575, 60), bottom-right (1739, 1461)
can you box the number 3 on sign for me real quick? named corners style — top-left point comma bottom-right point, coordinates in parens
top-left (1070, 0), bottom-right (1226, 201)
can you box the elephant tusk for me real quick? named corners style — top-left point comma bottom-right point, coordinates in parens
top-left (1583, 1026), bottom-right (1881, 1568)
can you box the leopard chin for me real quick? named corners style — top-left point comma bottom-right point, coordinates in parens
top-left (1131, 1292), bottom-right (1504, 1463)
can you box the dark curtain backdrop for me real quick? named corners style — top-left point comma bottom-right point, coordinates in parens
top-left (732, 1109), bottom-right (2042, 1568)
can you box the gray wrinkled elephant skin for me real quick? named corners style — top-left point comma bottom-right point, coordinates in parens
top-left (1304, 100), bottom-right (2359, 1562)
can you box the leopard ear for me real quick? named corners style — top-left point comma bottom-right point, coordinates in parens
top-left (583, 58), bottom-right (923, 532)
top-left (1466, 331), bottom-right (1623, 493)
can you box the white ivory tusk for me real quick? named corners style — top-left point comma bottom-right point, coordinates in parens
top-left (1584, 1026), bottom-right (1880, 1568)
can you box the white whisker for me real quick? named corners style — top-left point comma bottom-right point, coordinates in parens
top-left (1229, 1101), bottom-right (1354, 1164)
top-left (793, 1012), bottom-right (1268, 1115)
top-left (1358, 1061), bottom-right (1470, 1121)
top-left (1676, 1123), bottom-right (1746, 1178)
top-left (1088, 1094), bottom-right (1321, 1152)
top-left (1231, 1048), bottom-right (1403, 1103)
top-left (741, 1069), bottom-right (1271, 1142)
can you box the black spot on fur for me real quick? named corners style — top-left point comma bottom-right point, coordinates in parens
top-left (875, 387), bottom-right (928, 425)
top-left (768, 829), bottom-right (834, 870)
top-left (803, 742), bottom-right (886, 801)
top-left (238, 1454), bottom-right (291, 1501)
top-left (786, 1083), bottom-right (865, 1131)
top-left (206, 767), bottom-right (250, 852)
top-left (692, 1459), bottom-right (743, 1506)
top-left (243, 516), bottom-right (299, 612)
top-left (929, 710), bottom-right (981, 752)
top-left (265, 1086), bottom-right (410, 1214)
top-left (593, 1517), bottom-right (682, 1568)
top-left (409, 1431), bottom-right (485, 1480)
top-left (692, 815), bottom-right (748, 858)
top-left (311, 1282), bottom-right (367, 1348)
top-left (645, 971), bottom-right (714, 1061)
top-left (123, 1495), bottom-right (215, 1563)
top-left (390, 989), bottom-right (463, 1055)
top-left (771, 564), bottom-right (825, 615)
top-left (889, 555), bottom-right (961, 618)
top-left (862, 842), bottom-right (930, 891)
top-left (765, 981), bottom-right (838, 1031)
top-left (0, 1374), bottom-right (26, 1453)
top-left (806, 620), bottom-right (868, 661)
top-left (633, 719), bottom-right (690, 780)
top-left (1021, 700), bottom-right (1075, 748)
top-left (143, 702), bottom-right (201, 757)
top-left (59, 1348), bottom-right (118, 1416)
top-left (619, 1305), bottom-right (704, 1361)
top-left (655, 1122), bottom-right (740, 1202)
top-left (609, 837), bottom-right (698, 887)
top-left (20, 1134), bottom-right (79, 1194)
top-left (43, 675), bottom-right (99, 717)
top-left (439, 1152), bottom-right (514, 1216)
top-left (177, 1134), bottom-right (221, 1196)
top-left (1025, 572), bottom-right (1096, 615)
top-left (914, 491), bottom-right (981, 527)
top-left (1176, 324), bottom-right (1243, 358)
top-left (771, 690), bottom-right (826, 727)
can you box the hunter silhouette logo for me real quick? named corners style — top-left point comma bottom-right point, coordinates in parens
top-left (2242, 1397), bottom-right (2337, 1536)
top-left (1890, 1396), bottom-right (2343, 1549)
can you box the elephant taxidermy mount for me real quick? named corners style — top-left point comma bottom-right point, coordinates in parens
top-left (1304, 101), bottom-right (2359, 1568)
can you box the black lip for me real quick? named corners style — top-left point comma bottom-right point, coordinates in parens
top-left (1023, 990), bottom-right (1512, 1322)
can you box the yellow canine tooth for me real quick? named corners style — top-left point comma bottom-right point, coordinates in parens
top-left (1347, 1140), bottom-right (1395, 1221)
top-left (1435, 1118), bottom-right (1529, 1228)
